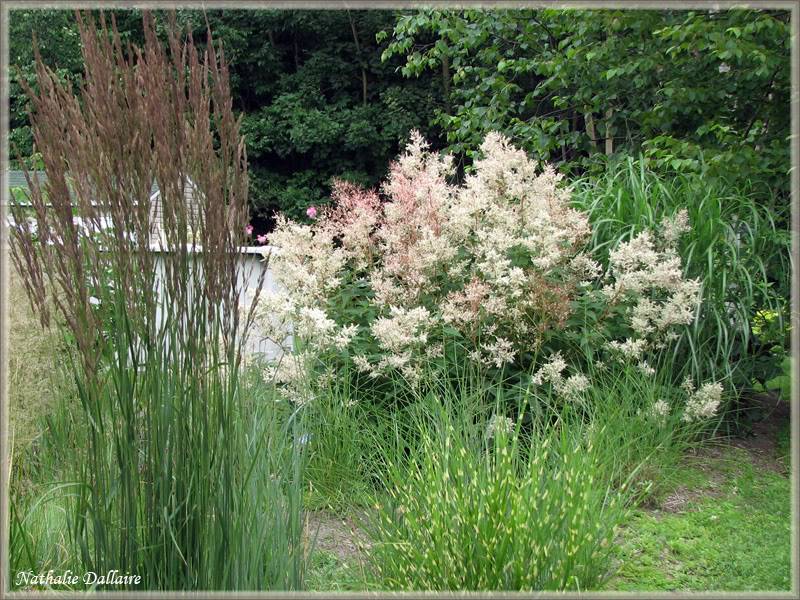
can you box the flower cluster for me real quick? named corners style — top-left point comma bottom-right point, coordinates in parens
top-left (485, 414), bottom-right (515, 439)
top-left (532, 352), bottom-right (591, 402)
top-left (603, 210), bottom-right (701, 367)
top-left (251, 217), bottom-right (355, 402)
top-left (640, 378), bottom-right (724, 426)
top-left (359, 306), bottom-right (436, 382)
top-left (648, 399), bottom-right (671, 424)
top-left (681, 378), bottom-right (724, 422)
top-left (252, 132), bottom-right (709, 408)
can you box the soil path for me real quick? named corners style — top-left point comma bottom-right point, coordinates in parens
top-left (305, 509), bottom-right (370, 563)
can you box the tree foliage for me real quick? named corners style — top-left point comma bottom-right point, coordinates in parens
top-left (9, 9), bottom-right (445, 226)
top-left (176, 10), bottom-right (445, 224)
top-left (10, 8), bottom-right (791, 221)
top-left (381, 9), bottom-right (790, 196)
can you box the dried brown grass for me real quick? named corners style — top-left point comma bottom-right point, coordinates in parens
top-left (7, 264), bottom-right (75, 455)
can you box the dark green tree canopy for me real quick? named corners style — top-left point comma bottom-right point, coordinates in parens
top-left (178, 10), bottom-right (446, 225)
top-left (10, 9), bottom-right (446, 229)
top-left (10, 8), bottom-right (790, 226)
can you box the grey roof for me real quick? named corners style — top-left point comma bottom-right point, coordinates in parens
top-left (8, 170), bottom-right (162, 200)
top-left (7, 170), bottom-right (47, 192)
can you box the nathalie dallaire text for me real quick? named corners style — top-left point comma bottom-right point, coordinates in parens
top-left (15, 570), bottom-right (142, 587)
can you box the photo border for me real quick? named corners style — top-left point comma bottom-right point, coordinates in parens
top-left (1, 1), bottom-right (797, 597)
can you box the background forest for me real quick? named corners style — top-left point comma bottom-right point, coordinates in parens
top-left (10, 8), bottom-right (791, 225)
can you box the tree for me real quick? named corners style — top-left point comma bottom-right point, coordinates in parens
top-left (380, 8), bottom-right (791, 196)
top-left (175, 9), bottom-right (446, 225)
top-left (9, 9), bottom-right (145, 160)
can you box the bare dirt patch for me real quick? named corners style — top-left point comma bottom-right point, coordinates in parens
top-left (650, 392), bottom-right (790, 514)
top-left (727, 391), bottom-right (790, 474)
top-left (305, 510), bottom-right (370, 563)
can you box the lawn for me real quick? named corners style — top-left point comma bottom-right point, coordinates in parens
top-left (610, 444), bottom-right (791, 591)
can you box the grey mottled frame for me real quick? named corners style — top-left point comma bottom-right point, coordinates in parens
top-left (0, 1), bottom-right (797, 598)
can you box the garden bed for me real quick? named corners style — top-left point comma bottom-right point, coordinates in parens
top-left (6, 8), bottom-right (791, 594)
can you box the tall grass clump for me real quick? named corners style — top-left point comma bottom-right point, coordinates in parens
top-left (364, 362), bottom-right (713, 591)
top-left (9, 12), bottom-right (306, 590)
top-left (560, 361), bottom-right (712, 501)
top-left (570, 157), bottom-right (790, 391)
top-left (365, 389), bottom-right (629, 591)
top-left (297, 365), bottom-right (387, 513)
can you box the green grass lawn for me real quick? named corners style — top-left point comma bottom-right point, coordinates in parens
top-left (607, 446), bottom-right (791, 591)
top-left (306, 550), bottom-right (372, 592)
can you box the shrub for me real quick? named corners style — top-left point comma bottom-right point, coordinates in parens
top-left (255, 132), bottom-right (721, 416)
top-left (571, 157), bottom-right (791, 390)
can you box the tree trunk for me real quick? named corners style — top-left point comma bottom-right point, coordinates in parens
top-left (441, 53), bottom-right (451, 112)
top-left (585, 112), bottom-right (597, 150)
top-left (604, 108), bottom-right (614, 155)
top-left (348, 10), bottom-right (368, 107)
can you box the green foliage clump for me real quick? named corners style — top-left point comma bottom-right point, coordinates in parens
top-left (354, 356), bottom-right (712, 591)
top-left (367, 398), bottom-right (628, 590)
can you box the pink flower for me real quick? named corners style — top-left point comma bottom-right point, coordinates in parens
top-left (245, 224), bottom-right (254, 235)
top-left (257, 234), bottom-right (268, 245)
top-left (306, 206), bottom-right (317, 219)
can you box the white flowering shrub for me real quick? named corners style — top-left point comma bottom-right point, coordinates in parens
top-left (680, 378), bottom-right (724, 422)
top-left (254, 132), bottom-right (722, 420)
